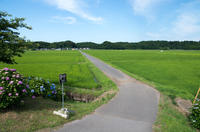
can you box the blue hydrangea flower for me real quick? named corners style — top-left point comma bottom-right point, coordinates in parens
top-left (31, 89), bottom-right (34, 93)
top-left (48, 94), bottom-right (51, 97)
top-left (40, 86), bottom-right (44, 88)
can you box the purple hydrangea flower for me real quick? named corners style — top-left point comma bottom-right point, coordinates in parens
top-left (18, 81), bottom-right (23, 85)
top-left (6, 77), bottom-right (10, 81)
top-left (22, 89), bottom-right (27, 93)
top-left (0, 87), bottom-right (3, 90)
top-left (10, 69), bottom-right (16, 72)
top-left (26, 84), bottom-right (29, 88)
top-left (8, 93), bottom-right (12, 96)
top-left (16, 93), bottom-right (19, 96)
top-left (4, 68), bottom-right (9, 71)
top-left (32, 95), bottom-right (36, 99)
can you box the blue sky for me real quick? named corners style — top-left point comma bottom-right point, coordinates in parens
top-left (1, 0), bottom-right (200, 43)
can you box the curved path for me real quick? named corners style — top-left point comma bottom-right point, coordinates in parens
top-left (56, 52), bottom-right (160, 132)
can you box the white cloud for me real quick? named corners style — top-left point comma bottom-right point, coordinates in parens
top-left (129, 0), bottom-right (161, 19)
top-left (146, 0), bottom-right (200, 41)
top-left (44, 0), bottom-right (102, 22)
top-left (130, 0), bottom-right (156, 13)
top-left (51, 16), bottom-right (76, 24)
top-left (173, 13), bottom-right (200, 37)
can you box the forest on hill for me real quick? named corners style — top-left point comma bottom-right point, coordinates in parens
top-left (26, 40), bottom-right (200, 50)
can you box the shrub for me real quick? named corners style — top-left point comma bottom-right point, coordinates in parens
top-left (26, 77), bottom-right (62, 101)
top-left (0, 68), bottom-right (28, 109)
top-left (189, 98), bottom-right (200, 129)
top-left (0, 67), bottom-right (63, 109)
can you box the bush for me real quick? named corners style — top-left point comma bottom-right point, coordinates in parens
top-left (0, 67), bottom-right (63, 109)
top-left (189, 98), bottom-right (200, 129)
top-left (26, 77), bottom-right (62, 101)
top-left (0, 68), bottom-right (28, 109)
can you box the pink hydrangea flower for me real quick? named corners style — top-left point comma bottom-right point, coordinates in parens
top-left (1, 77), bottom-right (4, 80)
top-left (0, 92), bottom-right (2, 95)
top-left (0, 87), bottom-right (3, 90)
top-left (6, 77), bottom-right (10, 81)
top-left (10, 69), bottom-right (16, 72)
top-left (16, 93), bottom-right (19, 96)
top-left (18, 81), bottom-right (23, 85)
top-left (12, 75), bottom-right (16, 78)
top-left (4, 72), bottom-right (8, 74)
top-left (16, 74), bottom-right (20, 78)
top-left (8, 93), bottom-right (12, 96)
top-left (4, 68), bottom-right (9, 71)
top-left (9, 81), bottom-right (14, 85)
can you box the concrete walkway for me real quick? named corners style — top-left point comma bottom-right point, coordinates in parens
top-left (56, 52), bottom-right (160, 132)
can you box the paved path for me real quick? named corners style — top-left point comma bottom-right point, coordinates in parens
top-left (56, 52), bottom-right (160, 132)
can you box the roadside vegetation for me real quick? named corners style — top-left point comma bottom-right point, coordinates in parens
top-left (85, 50), bottom-right (200, 131)
top-left (0, 50), bottom-right (118, 132)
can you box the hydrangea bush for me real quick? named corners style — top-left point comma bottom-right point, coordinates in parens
top-left (0, 68), bottom-right (27, 109)
top-left (0, 68), bottom-right (62, 109)
top-left (26, 77), bottom-right (62, 100)
top-left (189, 98), bottom-right (200, 129)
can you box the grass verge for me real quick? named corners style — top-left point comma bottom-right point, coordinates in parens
top-left (154, 94), bottom-right (196, 132)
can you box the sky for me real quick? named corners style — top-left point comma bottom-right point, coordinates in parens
top-left (1, 0), bottom-right (200, 43)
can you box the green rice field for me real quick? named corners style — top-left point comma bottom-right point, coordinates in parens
top-left (0, 50), bottom-right (98, 89)
top-left (85, 50), bottom-right (200, 99)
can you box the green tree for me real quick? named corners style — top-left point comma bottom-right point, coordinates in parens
top-left (0, 11), bottom-right (31, 64)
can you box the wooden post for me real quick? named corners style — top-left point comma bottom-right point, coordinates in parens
top-left (193, 88), bottom-right (200, 104)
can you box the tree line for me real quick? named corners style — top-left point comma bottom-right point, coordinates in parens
top-left (26, 40), bottom-right (200, 50)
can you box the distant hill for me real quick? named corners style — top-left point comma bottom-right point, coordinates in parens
top-left (26, 40), bottom-right (200, 50)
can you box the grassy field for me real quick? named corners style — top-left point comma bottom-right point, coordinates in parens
top-left (0, 50), bottom-right (98, 89)
top-left (85, 50), bottom-right (200, 132)
top-left (0, 50), bottom-right (118, 132)
top-left (85, 50), bottom-right (200, 100)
